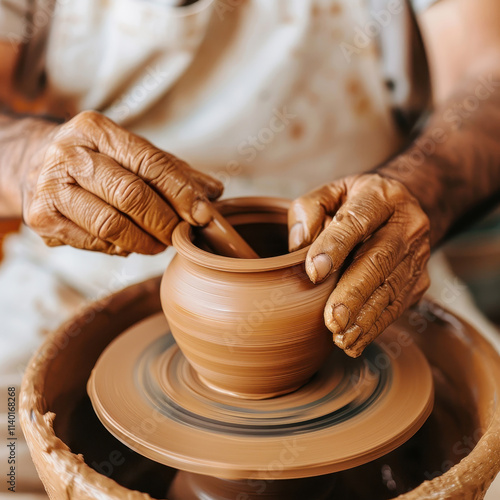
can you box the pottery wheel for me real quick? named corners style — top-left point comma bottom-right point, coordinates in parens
top-left (88, 313), bottom-right (434, 480)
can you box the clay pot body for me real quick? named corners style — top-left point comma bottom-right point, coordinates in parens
top-left (19, 278), bottom-right (500, 499)
top-left (161, 197), bottom-right (337, 399)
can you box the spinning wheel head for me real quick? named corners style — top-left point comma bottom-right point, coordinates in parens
top-left (88, 313), bottom-right (434, 481)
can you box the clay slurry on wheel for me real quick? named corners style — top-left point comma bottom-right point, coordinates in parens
top-left (136, 332), bottom-right (390, 436)
top-left (88, 313), bottom-right (434, 480)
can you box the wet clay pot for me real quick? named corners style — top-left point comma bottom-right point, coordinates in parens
top-left (161, 197), bottom-right (338, 399)
top-left (19, 279), bottom-right (500, 499)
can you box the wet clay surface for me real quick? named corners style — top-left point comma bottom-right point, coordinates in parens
top-left (163, 198), bottom-right (339, 399)
top-left (20, 277), bottom-right (500, 499)
top-left (70, 358), bottom-right (471, 499)
top-left (19, 197), bottom-right (500, 499)
top-left (198, 202), bottom-right (259, 258)
top-left (87, 314), bottom-right (433, 479)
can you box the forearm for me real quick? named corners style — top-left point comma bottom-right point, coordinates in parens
top-left (377, 70), bottom-right (500, 247)
top-left (0, 113), bottom-right (57, 217)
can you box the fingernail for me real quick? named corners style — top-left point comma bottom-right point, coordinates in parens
top-left (333, 333), bottom-right (347, 348)
top-left (289, 223), bottom-right (305, 251)
top-left (204, 182), bottom-right (223, 200)
top-left (345, 346), bottom-right (363, 358)
top-left (192, 200), bottom-right (212, 225)
top-left (343, 325), bottom-right (363, 349)
top-left (309, 254), bottom-right (332, 282)
top-left (332, 304), bottom-right (350, 332)
top-left (333, 325), bottom-right (362, 350)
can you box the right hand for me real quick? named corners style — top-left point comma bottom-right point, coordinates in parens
top-left (288, 174), bottom-right (431, 357)
top-left (22, 111), bottom-right (223, 255)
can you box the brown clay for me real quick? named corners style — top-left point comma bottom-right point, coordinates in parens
top-left (19, 279), bottom-right (500, 499)
top-left (85, 192), bottom-right (432, 481)
top-left (199, 202), bottom-right (259, 258)
top-left (167, 471), bottom-right (337, 500)
top-left (161, 197), bottom-right (339, 399)
top-left (87, 312), bottom-right (433, 479)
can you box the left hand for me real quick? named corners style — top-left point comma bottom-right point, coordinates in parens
top-left (20, 111), bottom-right (223, 255)
top-left (288, 173), bottom-right (431, 357)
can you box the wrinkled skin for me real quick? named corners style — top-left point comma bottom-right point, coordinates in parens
top-left (22, 110), bottom-right (223, 255)
top-left (289, 174), bottom-right (431, 357)
top-left (286, 0), bottom-right (500, 357)
top-left (2, 0), bottom-right (500, 358)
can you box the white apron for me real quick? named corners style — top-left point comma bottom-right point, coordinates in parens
top-left (2, 0), bottom-right (401, 331)
top-left (0, 0), bottom-right (498, 497)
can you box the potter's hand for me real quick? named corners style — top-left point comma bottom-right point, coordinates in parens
top-left (21, 111), bottom-right (223, 255)
top-left (288, 174), bottom-right (430, 357)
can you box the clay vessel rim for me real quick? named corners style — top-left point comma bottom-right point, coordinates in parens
top-left (172, 196), bottom-right (311, 272)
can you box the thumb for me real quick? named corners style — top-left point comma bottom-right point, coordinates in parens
top-left (288, 182), bottom-right (345, 252)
